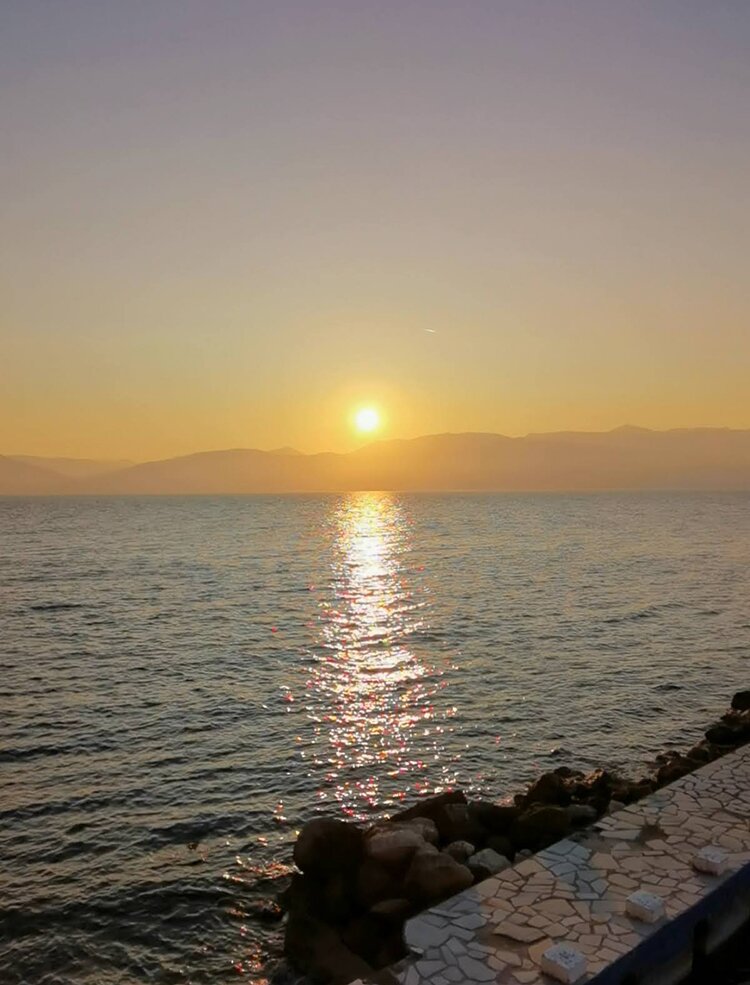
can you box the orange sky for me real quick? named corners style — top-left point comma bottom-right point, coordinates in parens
top-left (2, 2), bottom-right (749, 461)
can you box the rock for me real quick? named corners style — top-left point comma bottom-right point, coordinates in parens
top-left (510, 806), bottom-right (570, 850)
top-left (375, 933), bottom-right (408, 969)
top-left (356, 858), bottom-right (404, 907)
top-left (433, 803), bottom-right (486, 846)
top-left (705, 723), bottom-right (739, 746)
top-left (722, 710), bottom-right (750, 739)
top-left (293, 818), bottom-right (364, 877)
top-left (565, 803), bottom-right (598, 826)
top-left (390, 790), bottom-right (467, 825)
top-left (364, 825), bottom-right (425, 867)
top-left (624, 779), bottom-right (654, 803)
top-left (486, 835), bottom-right (514, 859)
top-left (516, 849), bottom-right (533, 860)
top-left (369, 898), bottom-right (413, 922)
top-left (403, 817), bottom-right (439, 845)
top-left (467, 801), bottom-right (519, 835)
top-left (685, 742), bottom-right (713, 763)
top-left (403, 851), bottom-right (473, 903)
top-left (606, 799), bottom-right (625, 815)
top-left (284, 911), bottom-right (374, 983)
top-left (572, 768), bottom-right (613, 800)
top-left (322, 870), bottom-right (357, 923)
top-left (524, 771), bottom-right (571, 807)
top-left (443, 840), bottom-right (475, 863)
top-left (656, 760), bottom-right (690, 786)
top-left (552, 766), bottom-right (584, 779)
top-left (731, 690), bottom-right (750, 712)
top-left (467, 847), bottom-right (512, 880)
top-left (341, 914), bottom-right (384, 966)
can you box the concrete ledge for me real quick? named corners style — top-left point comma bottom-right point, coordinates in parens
top-left (349, 744), bottom-right (750, 984)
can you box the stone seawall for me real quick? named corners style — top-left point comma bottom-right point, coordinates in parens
top-left (279, 691), bottom-right (750, 984)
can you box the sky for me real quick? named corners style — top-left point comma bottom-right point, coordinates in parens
top-left (2, 1), bottom-right (749, 460)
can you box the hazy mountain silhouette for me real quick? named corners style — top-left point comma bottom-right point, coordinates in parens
top-left (9, 455), bottom-right (133, 478)
top-left (2, 428), bottom-right (749, 495)
top-left (0, 455), bottom-right (68, 494)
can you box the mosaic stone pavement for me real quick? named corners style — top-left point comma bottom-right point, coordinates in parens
top-left (351, 744), bottom-right (750, 985)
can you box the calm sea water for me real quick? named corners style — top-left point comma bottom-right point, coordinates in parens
top-left (1, 493), bottom-right (748, 984)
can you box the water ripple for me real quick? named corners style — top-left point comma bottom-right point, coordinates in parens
top-left (0, 491), bottom-right (748, 983)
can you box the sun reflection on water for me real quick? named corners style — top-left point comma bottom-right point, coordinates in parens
top-left (306, 492), bottom-right (455, 817)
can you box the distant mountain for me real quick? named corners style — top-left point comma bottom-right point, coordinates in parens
top-left (9, 455), bottom-right (134, 478)
top-left (0, 455), bottom-right (68, 494)
top-left (2, 428), bottom-right (750, 495)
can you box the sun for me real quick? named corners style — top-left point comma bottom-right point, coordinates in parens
top-left (353, 406), bottom-right (380, 434)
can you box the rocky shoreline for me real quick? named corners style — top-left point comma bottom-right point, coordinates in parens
top-left (279, 690), bottom-right (750, 984)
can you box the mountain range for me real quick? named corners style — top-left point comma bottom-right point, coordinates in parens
top-left (2, 427), bottom-right (750, 495)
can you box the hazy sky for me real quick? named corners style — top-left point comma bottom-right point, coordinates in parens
top-left (2, 1), bottom-right (749, 460)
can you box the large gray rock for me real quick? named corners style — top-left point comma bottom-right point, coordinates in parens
top-left (467, 801), bottom-right (519, 835)
top-left (365, 825), bottom-right (425, 866)
top-left (356, 858), bottom-right (404, 907)
top-left (404, 817), bottom-right (439, 845)
top-left (524, 771), bottom-right (570, 807)
top-left (369, 898), bottom-right (413, 922)
top-left (403, 850), bottom-right (473, 903)
top-left (293, 818), bottom-right (364, 877)
top-left (467, 847), bottom-right (512, 880)
top-left (566, 803), bottom-right (598, 826)
top-left (510, 805), bottom-right (570, 850)
top-left (434, 803), bottom-right (485, 845)
top-left (391, 790), bottom-right (467, 825)
top-left (444, 840), bottom-right (475, 863)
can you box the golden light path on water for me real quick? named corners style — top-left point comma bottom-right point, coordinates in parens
top-left (306, 492), bottom-right (457, 818)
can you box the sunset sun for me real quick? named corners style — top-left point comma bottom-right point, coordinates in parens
top-left (353, 406), bottom-right (380, 434)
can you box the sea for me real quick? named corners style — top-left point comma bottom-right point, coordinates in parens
top-left (1, 492), bottom-right (748, 984)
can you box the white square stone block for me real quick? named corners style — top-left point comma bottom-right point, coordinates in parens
top-left (693, 845), bottom-right (729, 875)
top-left (540, 943), bottom-right (587, 984)
top-left (626, 890), bottom-right (665, 923)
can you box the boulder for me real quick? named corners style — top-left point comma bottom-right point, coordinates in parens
top-left (444, 840), bottom-right (475, 863)
top-left (341, 914), bottom-right (384, 966)
top-left (403, 817), bottom-right (439, 845)
top-left (731, 690), bottom-right (750, 712)
top-left (722, 710), bottom-right (750, 739)
top-left (369, 898), bottom-right (413, 922)
top-left (705, 723), bottom-right (738, 746)
top-left (375, 933), bottom-right (408, 969)
top-left (486, 835), bottom-right (514, 859)
top-left (467, 801), bottom-right (519, 835)
top-left (565, 804), bottom-right (598, 827)
top-left (322, 870), bottom-right (357, 923)
top-left (403, 851), bottom-right (473, 903)
top-left (524, 771), bottom-right (570, 807)
top-left (434, 803), bottom-right (486, 845)
top-left (552, 766), bottom-right (584, 779)
top-left (510, 806), bottom-right (570, 850)
top-left (294, 818), bottom-right (364, 877)
top-left (467, 848), bottom-right (511, 880)
top-left (356, 858), bottom-right (405, 908)
top-left (390, 790), bottom-right (467, 825)
top-left (364, 825), bottom-right (425, 867)
top-left (656, 760), bottom-right (690, 787)
top-left (685, 742), bottom-right (713, 763)
top-left (606, 800), bottom-right (625, 816)
top-left (625, 780), bottom-right (654, 802)
top-left (284, 911), bottom-right (374, 984)
top-left (572, 768), bottom-right (613, 800)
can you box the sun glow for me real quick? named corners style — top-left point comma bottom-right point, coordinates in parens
top-left (353, 406), bottom-right (380, 434)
